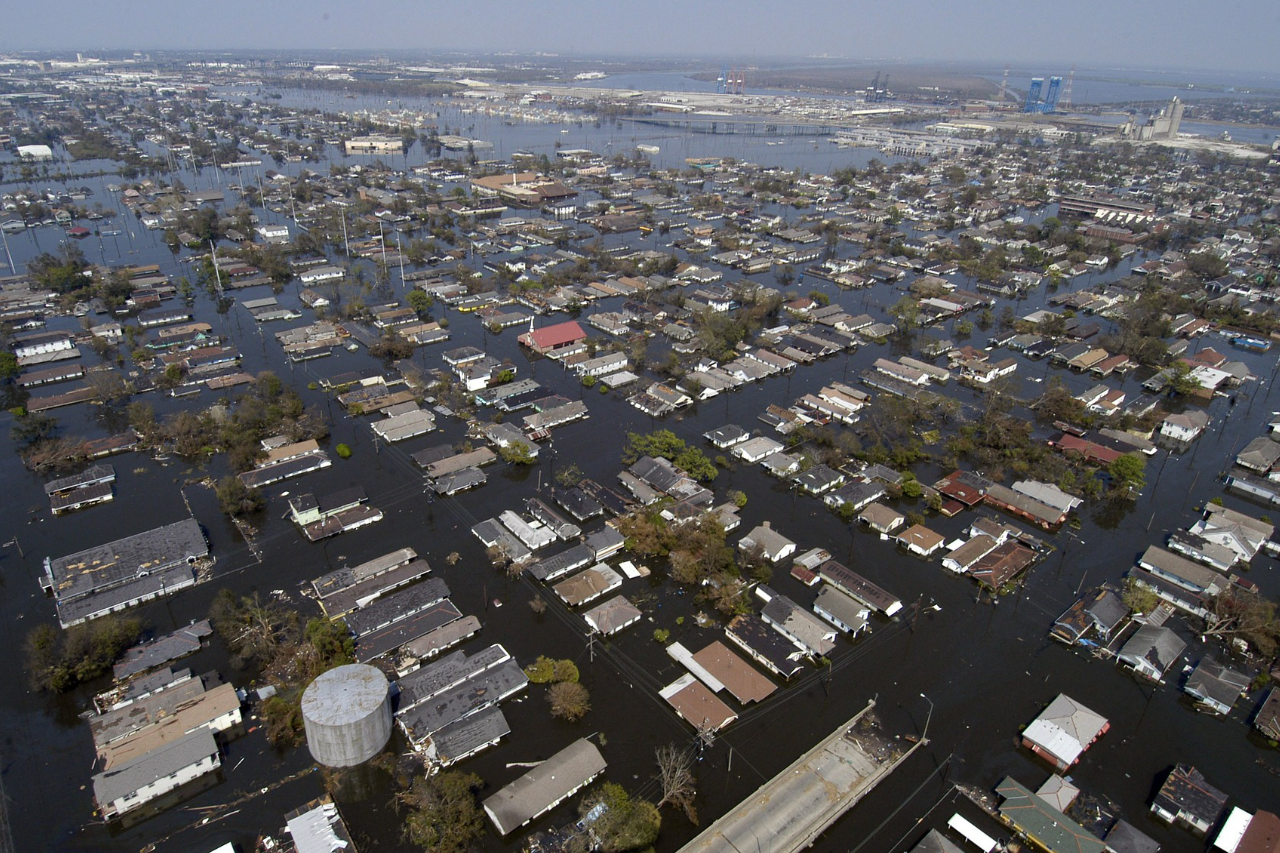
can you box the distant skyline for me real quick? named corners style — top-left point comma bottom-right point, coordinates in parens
top-left (3, 0), bottom-right (1279, 78)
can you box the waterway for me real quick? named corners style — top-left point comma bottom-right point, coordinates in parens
top-left (0, 90), bottom-right (1278, 853)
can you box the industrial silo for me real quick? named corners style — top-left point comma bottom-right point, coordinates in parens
top-left (300, 664), bottom-right (392, 767)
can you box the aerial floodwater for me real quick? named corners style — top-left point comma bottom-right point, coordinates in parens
top-left (0, 50), bottom-right (1279, 853)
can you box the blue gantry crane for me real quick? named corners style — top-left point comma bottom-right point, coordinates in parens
top-left (1023, 78), bottom-right (1043, 112)
top-left (1023, 75), bottom-right (1064, 113)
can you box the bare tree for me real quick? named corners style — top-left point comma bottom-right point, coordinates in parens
top-left (1202, 588), bottom-right (1280, 657)
top-left (656, 743), bottom-right (698, 825)
top-left (548, 681), bottom-right (590, 722)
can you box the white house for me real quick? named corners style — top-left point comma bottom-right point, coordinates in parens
top-left (256, 224), bottom-right (290, 243)
top-left (739, 523), bottom-right (796, 563)
top-left (1160, 411), bottom-right (1210, 442)
top-left (93, 729), bottom-right (221, 819)
top-left (298, 265), bottom-right (345, 284)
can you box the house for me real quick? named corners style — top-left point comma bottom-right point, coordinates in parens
top-left (858, 502), bottom-right (905, 534)
top-left (92, 729), bottom-right (221, 820)
top-left (704, 424), bottom-right (749, 449)
top-left (483, 740), bottom-right (606, 835)
top-left (1216, 810), bottom-right (1280, 853)
top-left (1117, 624), bottom-right (1187, 681)
top-left (1255, 689), bottom-right (1280, 740)
top-left (941, 534), bottom-right (1000, 574)
top-left (42, 518), bottom-right (209, 628)
top-left (825, 480), bottom-right (888, 513)
top-left (1190, 504), bottom-right (1273, 564)
top-left (983, 484), bottom-right (1067, 529)
top-left (517, 320), bottom-right (588, 357)
top-left (818, 560), bottom-right (902, 616)
top-left (724, 614), bottom-right (807, 679)
top-left (933, 470), bottom-right (991, 508)
top-left (1021, 693), bottom-right (1109, 770)
top-left (733, 436), bottom-right (784, 463)
top-left (1151, 764), bottom-right (1228, 834)
top-left (897, 524), bottom-right (945, 557)
top-left (739, 523), bottom-right (796, 563)
top-left (793, 464), bottom-right (846, 495)
top-left (583, 596), bottom-right (642, 636)
top-left (1051, 587), bottom-right (1129, 645)
top-left (756, 586), bottom-right (837, 657)
top-left (1137, 546), bottom-right (1225, 595)
top-left (812, 586), bottom-right (870, 636)
top-left (1011, 481), bottom-right (1082, 516)
top-left (1184, 657), bottom-right (1250, 715)
top-left (1236, 436), bottom-right (1280, 473)
top-left (1105, 821), bottom-right (1162, 853)
top-left (1161, 411), bottom-right (1211, 442)
top-left (995, 777), bottom-right (1108, 853)
top-left (970, 540), bottom-right (1037, 589)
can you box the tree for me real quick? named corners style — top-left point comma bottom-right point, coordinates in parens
top-left (407, 289), bottom-right (434, 318)
top-left (524, 655), bottom-right (579, 684)
top-left (24, 616), bottom-right (143, 692)
top-left (399, 771), bottom-right (487, 853)
top-left (0, 351), bottom-right (19, 380)
top-left (1122, 578), bottom-right (1160, 615)
top-left (1202, 587), bottom-right (1280, 657)
top-left (1108, 453), bottom-right (1146, 496)
top-left (574, 783), bottom-right (661, 853)
top-left (656, 743), bottom-right (698, 824)
top-left (888, 295), bottom-right (919, 331)
top-left (10, 410), bottom-right (59, 446)
top-left (216, 476), bottom-right (265, 517)
top-left (1167, 360), bottom-right (1203, 397)
top-left (548, 681), bottom-right (591, 722)
top-left (499, 440), bottom-right (535, 465)
top-left (555, 463), bottom-right (584, 488)
top-left (208, 589), bottom-right (296, 668)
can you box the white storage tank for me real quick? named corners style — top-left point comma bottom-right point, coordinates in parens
top-left (300, 663), bottom-right (392, 767)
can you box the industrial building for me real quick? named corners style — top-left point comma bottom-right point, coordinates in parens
top-left (1119, 97), bottom-right (1185, 141)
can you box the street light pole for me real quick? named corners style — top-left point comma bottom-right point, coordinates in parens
top-left (920, 692), bottom-right (934, 743)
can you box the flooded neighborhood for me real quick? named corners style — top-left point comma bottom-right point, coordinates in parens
top-left (1, 40), bottom-right (1280, 853)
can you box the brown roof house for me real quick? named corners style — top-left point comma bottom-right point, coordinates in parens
top-left (897, 524), bottom-right (946, 557)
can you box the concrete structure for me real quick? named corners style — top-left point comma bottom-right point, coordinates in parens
top-left (678, 701), bottom-right (920, 853)
top-left (301, 664), bottom-right (392, 767)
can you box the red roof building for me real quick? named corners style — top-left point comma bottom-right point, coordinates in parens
top-left (1049, 434), bottom-right (1123, 466)
top-left (518, 321), bottom-right (588, 356)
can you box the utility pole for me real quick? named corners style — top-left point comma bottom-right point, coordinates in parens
top-left (208, 240), bottom-right (224, 298)
top-left (0, 227), bottom-right (15, 276)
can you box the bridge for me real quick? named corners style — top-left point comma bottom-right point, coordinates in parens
top-left (625, 116), bottom-right (848, 137)
top-left (677, 700), bottom-right (925, 853)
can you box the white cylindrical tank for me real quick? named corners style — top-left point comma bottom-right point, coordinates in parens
top-left (301, 663), bottom-right (392, 767)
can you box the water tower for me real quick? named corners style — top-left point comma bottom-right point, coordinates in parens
top-left (301, 664), bottom-right (392, 767)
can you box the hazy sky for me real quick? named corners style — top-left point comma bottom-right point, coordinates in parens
top-left (4, 0), bottom-right (1279, 76)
